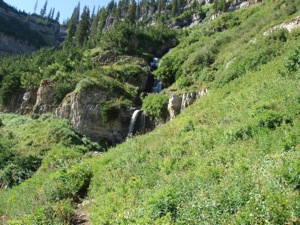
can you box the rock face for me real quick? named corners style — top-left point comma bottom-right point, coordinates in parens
top-left (33, 80), bottom-right (55, 114)
top-left (181, 92), bottom-right (197, 111)
top-left (168, 95), bottom-right (182, 120)
top-left (56, 89), bottom-right (132, 144)
top-left (167, 89), bottom-right (209, 120)
top-left (263, 16), bottom-right (300, 36)
top-left (0, 4), bottom-right (61, 54)
top-left (20, 91), bottom-right (37, 115)
top-left (0, 89), bottom-right (25, 113)
top-left (0, 33), bottom-right (38, 55)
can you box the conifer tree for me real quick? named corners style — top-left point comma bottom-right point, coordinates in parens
top-left (51, 8), bottom-right (55, 19)
top-left (40, 0), bottom-right (47, 17)
top-left (75, 6), bottom-right (91, 47)
top-left (55, 11), bottom-right (60, 22)
top-left (114, 3), bottom-right (121, 25)
top-left (126, 0), bottom-right (137, 24)
top-left (34, 0), bottom-right (38, 14)
top-left (171, 0), bottom-right (178, 17)
top-left (97, 7), bottom-right (107, 37)
top-left (65, 5), bottom-right (80, 45)
top-left (90, 12), bottom-right (99, 43)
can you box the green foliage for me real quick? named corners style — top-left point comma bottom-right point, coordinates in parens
top-left (52, 72), bottom-right (77, 104)
top-left (0, 155), bottom-right (41, 187)
top-left (0, 14), bottom-right (46, 47)
top-left (100, 23), bottom-right (177, 57)
top-left (43, 163), bottom-right (92, 202)
top-left (75, 6), bottom-right (91, 47)
top-left (142, 93), bottom-right (168, 119)
top-left (0, 72), bottom-right (21, 105)
top-left (1, 1), bottom-right (300, 224)
top-left (284, 45), bottom-right (300, 78)
top-left (100, 99), bottom-right (131, 123)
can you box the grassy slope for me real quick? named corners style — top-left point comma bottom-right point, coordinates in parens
top-left (0, 0), bottom-right (299, 224)
top-left (84, 1), bottom-right (300, 224)
top-left (86, 56), bottom-right (299, 224)
top-left (0, 114), bottom-right (99, 224)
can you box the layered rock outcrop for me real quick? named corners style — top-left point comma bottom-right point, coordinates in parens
top-left (56, 89), bottom-right (131, 144)
top-left (33, 80), bottom-right (55, 114)
top-left (168, 89), bottom-right (209, 120)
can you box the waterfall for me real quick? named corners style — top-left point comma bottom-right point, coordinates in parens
top-left (126, 109), bottom-right (142, 140)
top-left (140, 111), bottom-right (146, 134)
top-left (152, 81), bottom-right (163, 93)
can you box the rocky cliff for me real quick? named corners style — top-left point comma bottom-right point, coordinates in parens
top-left (0, 2), bottom-right (62, 54)
top-left (55, 89), bottom-right (132, 144)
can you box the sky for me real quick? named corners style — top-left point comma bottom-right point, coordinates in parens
top-left (4, 0), bottom-right (111, 23)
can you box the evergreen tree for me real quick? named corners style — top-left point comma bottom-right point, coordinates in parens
top-left (65, 5), bottom-right (80, 45)
top-left (47, 7), bottom-right (54, 19)
top-left (40, 0), bottom-right (47, 17)
top-left (157, 0), bottom-right (162, 17)
top-left (75, 6), bottom-right (91, 47)
top-left (91, 5), bottom-right (96, 17)
top-left (90, 12), bottom-right (99, 43)
top-left (136, 0), bottom-right (140, 21)
top-left (55, 11), bottom-right (60, 22)
top-left (107, 0), bottom-right (116, 14)
top-left (171, 0), bottom-right (178, 18)
top-left (97, 7), bottom-right (107, 37)
top-left (51, 8), bottom-right (55, 19)
top-left (126, 0), bottom-right (137, 24)
top-left (34, 0), bottom-right (38, 14)
top-left (114, 3), bottom-right (122, 25)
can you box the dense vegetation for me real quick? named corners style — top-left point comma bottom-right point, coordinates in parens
top-left (0, 0), bottom-right (59, 49)
top-left (0, 0), bottom-right (299, 224)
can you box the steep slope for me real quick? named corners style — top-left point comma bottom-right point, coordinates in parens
top-left (0, 1), bottom-right (61, 54)
top-left (82, 1), bottom-right (300, 224)
top-left (0, 0), bottom-right (299, 224)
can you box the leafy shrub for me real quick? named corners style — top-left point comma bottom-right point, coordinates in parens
top-left (284, 45), bottom-right (300, 77)
top-left (142, 93), bottom-right (169, 120)
top-left (53, 72), bottom-right (77, 104)
top-left (100, 99), bottom-right (131, 123)
top-left (40, 147), bottom-right (82, 172)
top-left (44, 163), bottom-right (92, 202)
top-left (0, 137), bottom-right (15, 169)
top-left (0, 73), bottom-right (21, 105)
top-left (0, 155), bottom-right (41, 187)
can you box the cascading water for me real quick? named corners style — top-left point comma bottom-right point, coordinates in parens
top-left (126, 109), bottom-right (142, 140)
top-left (126, 56), bottom-right (165, 140)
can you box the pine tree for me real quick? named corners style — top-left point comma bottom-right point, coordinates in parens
top-left (90, 12), bottom-right (99, 43)
top-left (125, 0), bottom-right (137, 24)
top-left (157, 0), bottom-right (162, 17)
top-left (55, 11), bottom-right (60, 22)
top-left (114, 3), bottom-right (121, 25)
top-left (171, 0), bottom-right (178, 18)
top-left (51, 8), bottom-right (55, 19)
top-left (107, 0), bottom-right (116, 14)
top-left (97, 7), bottom-right (107, 37)
top-left (136, 0), bottom-right (140, 21)
top-left (47, 7), bottom-right (52, 19)
top-left (34, 0), bottom-right (38, 14)
top-left (40, 0), bottom-right (47, 17)
top-left (75, 6), bottom-right (91, 47)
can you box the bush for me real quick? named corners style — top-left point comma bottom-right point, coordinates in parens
top-left (100, 99), bottom-right (131, 123)
top-left (142, 94), bottom-right (169, 120)
top-left (0, 73), bottom-right (21, 105)
top-left (44, 163), bottom-right (92, 202)
top-left (284, 45), bottom-right (300, 77)
top-left (0, 155), bottom-right (41, 187)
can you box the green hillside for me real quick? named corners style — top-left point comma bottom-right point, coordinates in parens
top-left (0, 0), bottom-right (299, 224)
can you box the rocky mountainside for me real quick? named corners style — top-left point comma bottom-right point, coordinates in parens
top-left (0, 0), bottom-right (299, 224)
top-left (0, 1), bottom-right (62, 54)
